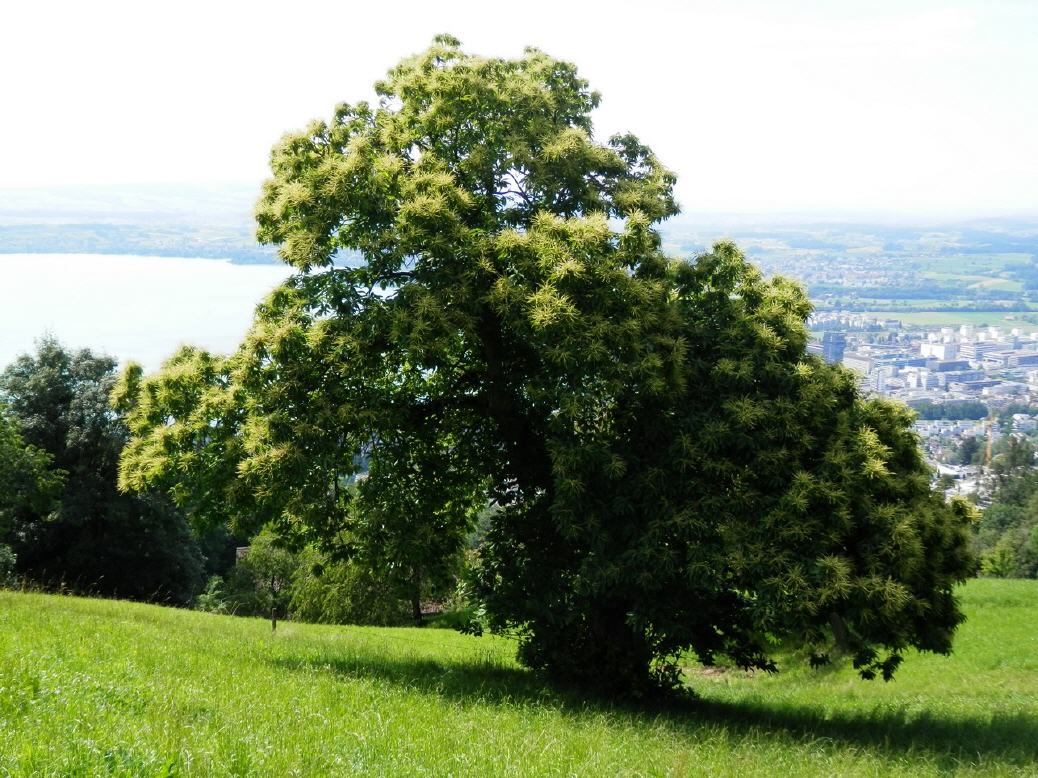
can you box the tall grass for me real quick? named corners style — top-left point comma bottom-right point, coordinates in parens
top-left (1, 579), bottom-right (1035, 776)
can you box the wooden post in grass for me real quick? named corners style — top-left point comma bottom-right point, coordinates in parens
top-left (270, 573), bottom-right (277, 633)
top-left (410, 568), bottom-right (423, 626)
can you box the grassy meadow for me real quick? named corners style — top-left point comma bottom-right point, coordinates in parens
top-left (1, 579), bottom-right (1036, 776)
top-left (860, 310), bottom-right (1038, 332)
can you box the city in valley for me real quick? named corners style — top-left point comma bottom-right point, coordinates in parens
top-left (808, 312), bottom-right (1038, 501)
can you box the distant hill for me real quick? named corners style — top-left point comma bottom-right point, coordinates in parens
top-left (0, 222), bottom-right (278, 264)
top-left (0, 183), bottom-right (278, 264)
top-left (2, 184), bottom-right (1036, 273)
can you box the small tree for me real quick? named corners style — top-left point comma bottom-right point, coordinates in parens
top-left (351, 435), bottom-right (482, 624)
top-left (289, 551), bottom-right (413, 627)
top-left (231, 531), bottom-right (297, 631)
top-left (980, 542), bottom-right (1019, 578)
top-left (195, 575), bottom-right (230, 614)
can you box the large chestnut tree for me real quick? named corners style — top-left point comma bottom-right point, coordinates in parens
top-left (117, 37), bottom-right (975, 696)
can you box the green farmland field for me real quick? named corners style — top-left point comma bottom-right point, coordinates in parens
top-left (861, 310), bottom-right (1038, 332)
top-left (918, 273), bottom-right (1022, 293)
top-left (1, 579), bottom-right (1036, 776)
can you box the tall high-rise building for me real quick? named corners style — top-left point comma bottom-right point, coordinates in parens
top-left (821, 332), bottom-right (847, 364)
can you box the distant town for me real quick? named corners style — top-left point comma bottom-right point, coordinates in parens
top-left (807, 312), bottom-right (1038, 501)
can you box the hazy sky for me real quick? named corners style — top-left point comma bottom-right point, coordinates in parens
top-left (3, 0), bottom-right (1035, 217)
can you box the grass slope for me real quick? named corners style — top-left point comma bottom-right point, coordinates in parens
top-left (1, 579), bottom-right (1036, 776)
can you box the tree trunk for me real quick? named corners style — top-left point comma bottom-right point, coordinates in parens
top-left (589, 600), bottom-right (654, 696)
top-left (270, 573), bottom-right (277, 632)
top-left (410, 568), bottom-right (423, 626)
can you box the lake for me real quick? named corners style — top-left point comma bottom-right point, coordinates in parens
top-left (0, 254), bottom-right (292, 371)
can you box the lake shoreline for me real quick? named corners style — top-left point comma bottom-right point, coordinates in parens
top-left (0, 253), bottom-right (292, 371)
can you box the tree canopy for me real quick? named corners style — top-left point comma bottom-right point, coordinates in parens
top-left (2, 337), bottom-right (205, 603)
top-left (0, 406), bottom-right (61, 545)
top-left (974, 439), bottom-right (1038, 578)
top-left (116, 36), bottom-right (976, 696)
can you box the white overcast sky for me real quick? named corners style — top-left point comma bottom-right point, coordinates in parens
top-left (2, 0), bottom-right (1035, 217)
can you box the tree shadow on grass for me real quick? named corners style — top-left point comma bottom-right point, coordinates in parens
top-left (270, 649), bottom-right (1038, 770)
